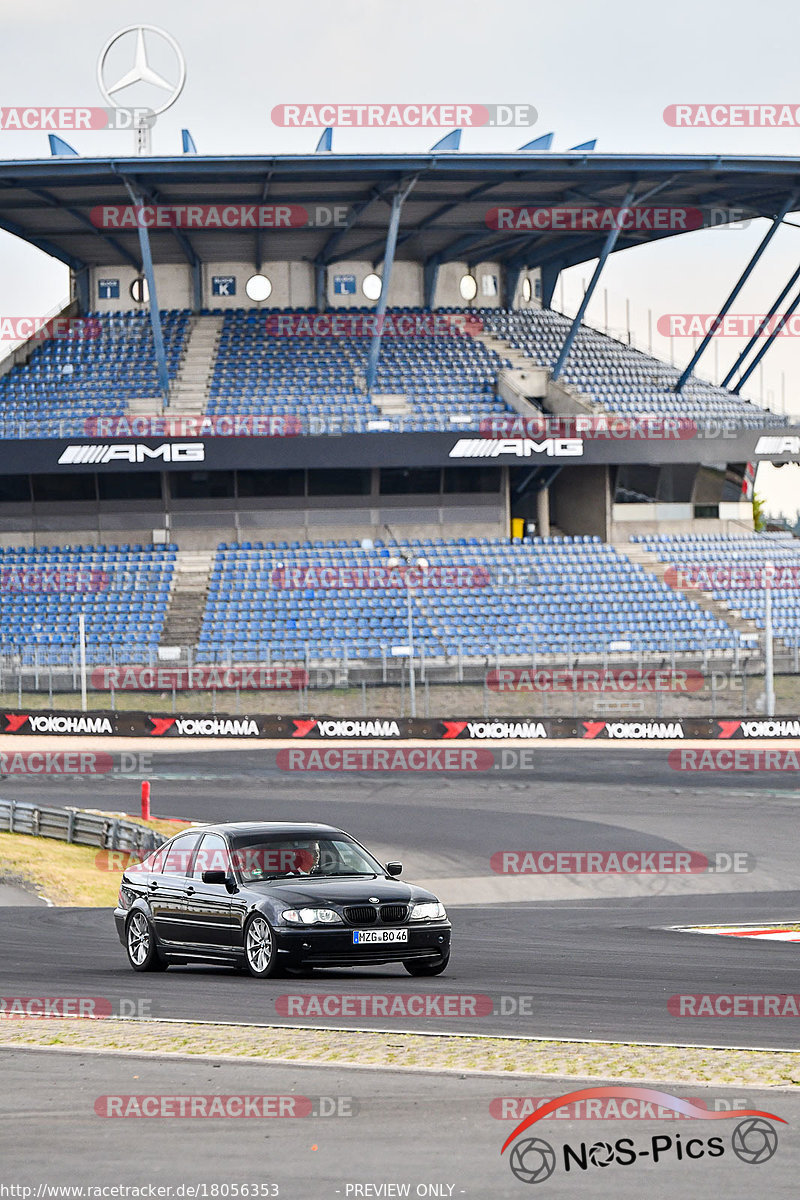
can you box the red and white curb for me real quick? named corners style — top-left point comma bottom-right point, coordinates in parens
top-left (669, 923), bottom-right (800, 942)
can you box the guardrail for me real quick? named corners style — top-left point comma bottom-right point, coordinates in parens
top-left (0, 798), bottom-right (164, 855)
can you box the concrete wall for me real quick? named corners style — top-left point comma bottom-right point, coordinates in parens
top-left (0, 490), bottom-right (505, 550)
top-left (86, 260), bottom-right (540, 313)
top-left (550, 466), bottom-right (611, 540)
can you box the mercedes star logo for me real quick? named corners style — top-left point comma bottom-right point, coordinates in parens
top-left (97, 25), bottom-right (186, 116)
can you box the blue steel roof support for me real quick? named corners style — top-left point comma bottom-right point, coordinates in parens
top-left (317, 186), bottom-right (388, 264)
top-left (335, 179), bottom-right (503, 266)
top-left (733, 284), bottom-right (800, 393)
top-left (0, 213), bottom-right (83, 269)
top-left (540, 260), bottom-right (563, 309)
top-left (12, 182), bottom-right (141, 271)
top-left (314, 260), bottom-right (326, 311)
top-left (123, 177), bottom-right (203, 309)
top-left (122, 180), bottom-right (171, 404)
top-left (423, 257), bottom-right (440, 308)
top-left (551, 185), bottom-right (637, 381)
top-left (365, 176), bottom-right (418, 394)
top-left (721, 260), bottom-right (800, 387)
top-left (254, 172), bottom-right (274, 273)
top-left (675, 190), bottom-right (799, 392)
top-left (504, 264), bottom-right (522, 308)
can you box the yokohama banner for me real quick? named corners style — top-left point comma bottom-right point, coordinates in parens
top-left (3, 711), bottom-right (800, 740)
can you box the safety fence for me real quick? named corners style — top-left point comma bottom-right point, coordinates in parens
top-left (0, 797), bottom-right (164, 854)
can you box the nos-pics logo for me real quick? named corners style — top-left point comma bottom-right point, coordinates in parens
top-left (502, 1087), bottom-right (783, 1184)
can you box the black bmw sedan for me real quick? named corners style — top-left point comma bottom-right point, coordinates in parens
top-left (114, 821), bottom-right (451, 978)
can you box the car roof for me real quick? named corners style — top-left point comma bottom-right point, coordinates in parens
top-left (171, 821), bottom-right (345, 839)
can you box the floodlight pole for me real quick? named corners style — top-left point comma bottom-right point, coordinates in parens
top-left (78, 614), bottom-right (88, 713)
top-left (764, 562), bottom-right (775, 717)
top-left (406, 584), bottom-right (416, 719)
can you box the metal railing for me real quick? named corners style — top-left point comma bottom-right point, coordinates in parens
top-left (0, 798), bottom-right (164, 855)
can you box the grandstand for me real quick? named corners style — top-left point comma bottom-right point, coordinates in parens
top-left (0, 543), bottom-right (176, 665)
top-left (0, 150), bottom-right (797, 697)
top-left (0, 311), bottom-right (190, 438)
top-left (196, 536), bottom-right (740, 665)
top-left (633, 532), bottom-right (800, 649)
top-left (481, 307), bottom-right (785, 430)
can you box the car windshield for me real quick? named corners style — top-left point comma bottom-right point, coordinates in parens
top-left (228, 835), bottom-right (384, 883)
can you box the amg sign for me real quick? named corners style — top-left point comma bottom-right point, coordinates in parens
top-left (449, 438), bottom-right (584, 458)
top-left (57, 442), bottom-right (205, 465)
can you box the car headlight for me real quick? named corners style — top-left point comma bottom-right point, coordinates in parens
top-left (282, 907), bottom-right (343, 925)
top-left (409, 901), bottom-right (447, 921)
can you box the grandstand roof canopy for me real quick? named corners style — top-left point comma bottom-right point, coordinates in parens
top-left (1, 152), bottom-right (799, 273)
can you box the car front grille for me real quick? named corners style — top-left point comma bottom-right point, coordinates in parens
top-left (344, 905), bottom-right (377, 924)
top-left (379, 904), bottom-right (408, 924)
top-left (343, 904), bottom-right (409, 925)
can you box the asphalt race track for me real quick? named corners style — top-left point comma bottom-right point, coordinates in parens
top-left (1, 1048), bottom-right (797, 1197)
top-left (1, 748), bottom-right (798, 1049)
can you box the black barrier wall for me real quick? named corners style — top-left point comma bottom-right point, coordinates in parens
top-left (3, 711), bottom-right (800, 740)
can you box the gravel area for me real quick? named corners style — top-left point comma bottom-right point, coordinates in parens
top-left (1, 1018), bottom-right (799, 1087)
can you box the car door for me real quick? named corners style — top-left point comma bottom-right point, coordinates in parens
top-left (181, 832), bottom-right (237, 951)
top-left (149, 831), bottom-right (204, 947)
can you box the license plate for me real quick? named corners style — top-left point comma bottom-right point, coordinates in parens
top-left (353, 928), bottom-right (409, 944)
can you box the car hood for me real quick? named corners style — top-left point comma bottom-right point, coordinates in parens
top-left (244, 876), bottom-right (439, 907)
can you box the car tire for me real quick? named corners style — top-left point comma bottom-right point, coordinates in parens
top-left (244, 913), bottom-right (281, 978)
top-left (403, 952), bottom-right (450, 976)
top-left (125, 910), bottom-right (168, 972)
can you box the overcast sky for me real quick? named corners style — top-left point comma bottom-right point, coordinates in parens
top-left (1, 0), bottom-right (799, 516)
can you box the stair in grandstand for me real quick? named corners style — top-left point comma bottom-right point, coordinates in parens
top-left (475, 328), bottom-right (598, 419)
top-left (160, 549), bottom-right (215, 648)
top-left (167, 314), bottom-right (224, 414)
top-left (619, 542), bottom-right (763, 645)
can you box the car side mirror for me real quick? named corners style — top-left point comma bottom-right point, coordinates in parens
top-left (386, 862), bottom-right (403, 877)
top-left (202, 869), bottom-right (227, 885)
top-left (202, 869), bottom-right (237, 892)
